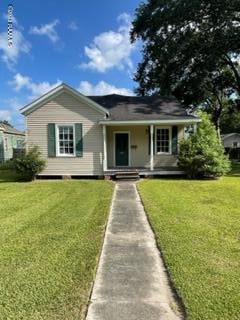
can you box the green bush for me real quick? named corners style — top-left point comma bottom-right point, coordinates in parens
top-left (14, 146), bottom-right (46, 181)
top-left (178, 113), bottom-right (231, 179)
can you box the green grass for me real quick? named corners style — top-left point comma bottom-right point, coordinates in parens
top-left (138, 171), bottom-right (240, 319)
top-left (0, 171), bottom-right (113, 320)
top-left (0, 168), bottom-right (23, 182)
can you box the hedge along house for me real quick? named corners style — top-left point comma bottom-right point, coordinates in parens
top-left (20, 83), bottom-right (200, 178)
top-left (0, 122), bottom-right (25, 163)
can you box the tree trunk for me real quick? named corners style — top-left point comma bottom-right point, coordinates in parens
top-left (212, 109), bottom-right (222, 140)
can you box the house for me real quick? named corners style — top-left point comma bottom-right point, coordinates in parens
top-left (0, 122), bottom-right (25, 163)
top-left (221, 133), bottom-right (240, 160)
top-left (221, 133), bottom-right (240, 149)
top-left (20, 83), bottom-right (200, 177)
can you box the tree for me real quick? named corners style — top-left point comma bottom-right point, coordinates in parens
top-left (221, 113), bottom-right (240, 134)
top-left (0, 120), bottom-right (13, 127)
top-left (220, 108), bottom-right (240, 134)
top-left (131, 0), bottom-right (240, 131)
top-left (178, 113), bottom-right (230, 178)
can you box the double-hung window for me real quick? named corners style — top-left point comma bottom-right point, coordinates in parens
top-left (4, 138), bottom-right (8, 151)
top-left (155, 127), bottom-right (171, 154)
top-left (57, 125), bottom-right (75, 156)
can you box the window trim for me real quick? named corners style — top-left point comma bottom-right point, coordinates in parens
top-left (155, 126), bottom-right (172, 155)
top-left (56, 124), bottom-right (75, 157)
top-left (4, 137), bottom-right (8, 152)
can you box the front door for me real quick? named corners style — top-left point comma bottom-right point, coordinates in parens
top-left (115, 133), bottom-right (129, 166)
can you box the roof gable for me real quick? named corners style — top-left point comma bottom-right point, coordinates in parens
top-left (221, 133), bottom-right (240, 140)
top-left (20, 83), bottom-right (109, 116)
top-left (0, 122), bottom-right (25, 135)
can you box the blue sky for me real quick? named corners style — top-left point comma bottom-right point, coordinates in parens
top-left (0, 0), bottom-right (142, 129)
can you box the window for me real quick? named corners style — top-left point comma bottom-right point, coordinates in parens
top-left (155, 127), bottom-right (171, 154)
top-left (57, 125), bottom-right (74, 156)
top-left (233, 142), bottom-right (238, 148)
top-left (184, 125), bottom-right (194, 138)
top-left (4, 138), bottom-right (8, 151)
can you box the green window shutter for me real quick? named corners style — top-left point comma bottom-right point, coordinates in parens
top-left (75, 123), bottom-right (83, 157)
top-left (172, 126), bottom-right (178, 155)
top-left (48, 123), bottom-right (56, 157)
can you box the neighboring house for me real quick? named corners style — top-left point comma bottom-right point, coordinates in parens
top-left (221, 133), bottom-right (240, 149)
top-left (20, 83), bottom-right (200, 177)
top-left (0, 122), bottom-right (25, 163)
top-left (221, 133), bottom-right (240, 159)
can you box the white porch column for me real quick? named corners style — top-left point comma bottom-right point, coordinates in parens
top-left (193, 123), bottom-right (197, 133)
top-left (150, 124), bottom-right (154, 171)
top-left (103, 125), bottom-right (107, 172)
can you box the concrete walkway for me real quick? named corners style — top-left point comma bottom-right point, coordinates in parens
top-left (86, 182), bottom-right (182, 320)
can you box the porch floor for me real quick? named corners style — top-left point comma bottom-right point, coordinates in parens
top-left (104, 167), bottom-right (185, 176)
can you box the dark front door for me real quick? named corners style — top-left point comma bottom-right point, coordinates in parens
top-left (115, 133), bottom-right (129, 166)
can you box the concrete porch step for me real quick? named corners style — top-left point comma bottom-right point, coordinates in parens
top-left (115, 171), bottom-right (140, 180)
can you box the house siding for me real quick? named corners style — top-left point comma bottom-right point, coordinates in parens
top-left (107, 125), bottom-right (184, 168)
top-left (222, 134), bottom-right (240, 148)
top-left (3, 133), bottom-right (25, 161)
top-left (0, 131), bottom-right (3, 162)
top-left (0, 131), bottom-right (25, 162)
top-left (26, 92), bottom-right (105, 175)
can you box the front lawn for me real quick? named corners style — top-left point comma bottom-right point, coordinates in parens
top-left (0, 173), bottom-right (113, 319)
top-left (138, 174), bottom-right (240, 319)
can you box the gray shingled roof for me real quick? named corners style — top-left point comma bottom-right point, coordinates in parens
top-left (88, 94), bottom-right (197, 121)
top-left (221, 133), bottom-right (240, 140)
top-left (0, 122), bottom-right (25, 135)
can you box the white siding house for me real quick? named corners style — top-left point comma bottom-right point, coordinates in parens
top-left (21, 83), bottom-right (200, 177)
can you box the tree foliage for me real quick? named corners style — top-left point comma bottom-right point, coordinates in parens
top-left (131, 0), bottom-right (240, 129)
top-left (178, 114), bottom-right (230, 178)
top-left (221, 109), bottom-right (240, 133)
top-left (0, 120), bottom-right (13, 127)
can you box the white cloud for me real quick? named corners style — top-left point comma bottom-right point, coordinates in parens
top-left (3, 13), bottom-right (22, 29)
top-left (0, 30), bottom-right (31, 69)
top-left (78, 80), bottom-right (134, 96)
top-left (80, 13), bottom-right (135, 72)
top-left (0, 98), bottom-right (25, 130)
top-left (4, 97), bottom-right (23, 111)
top-left (29, 19), bottom-right (60, 43)
top-left (10, 73), bottom-right (30, 91)
top-left (0, 110), bottom-right (12, 121)
top-left (0, 97), bottom-right (24, 125)
top-left (68, 21), bottom-right (78, 31)
top-left (9, 73), bottom-right (61, 99)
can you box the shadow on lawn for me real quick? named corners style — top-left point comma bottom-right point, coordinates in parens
top-left (0, 169), bottom-right (25, 183)
top-left (227, 162), bottom-right (240, 177)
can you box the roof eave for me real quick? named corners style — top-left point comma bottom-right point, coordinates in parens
top-left (99, 118), bottom-right (201, 125)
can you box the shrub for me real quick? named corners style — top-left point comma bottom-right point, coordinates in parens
top-left (178, 113), bottom-right (231, 179)
top-left (14, 146), bottom-right (46, 181)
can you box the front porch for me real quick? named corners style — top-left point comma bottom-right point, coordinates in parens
top-left (101, 122), bottom-right (192, 176)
